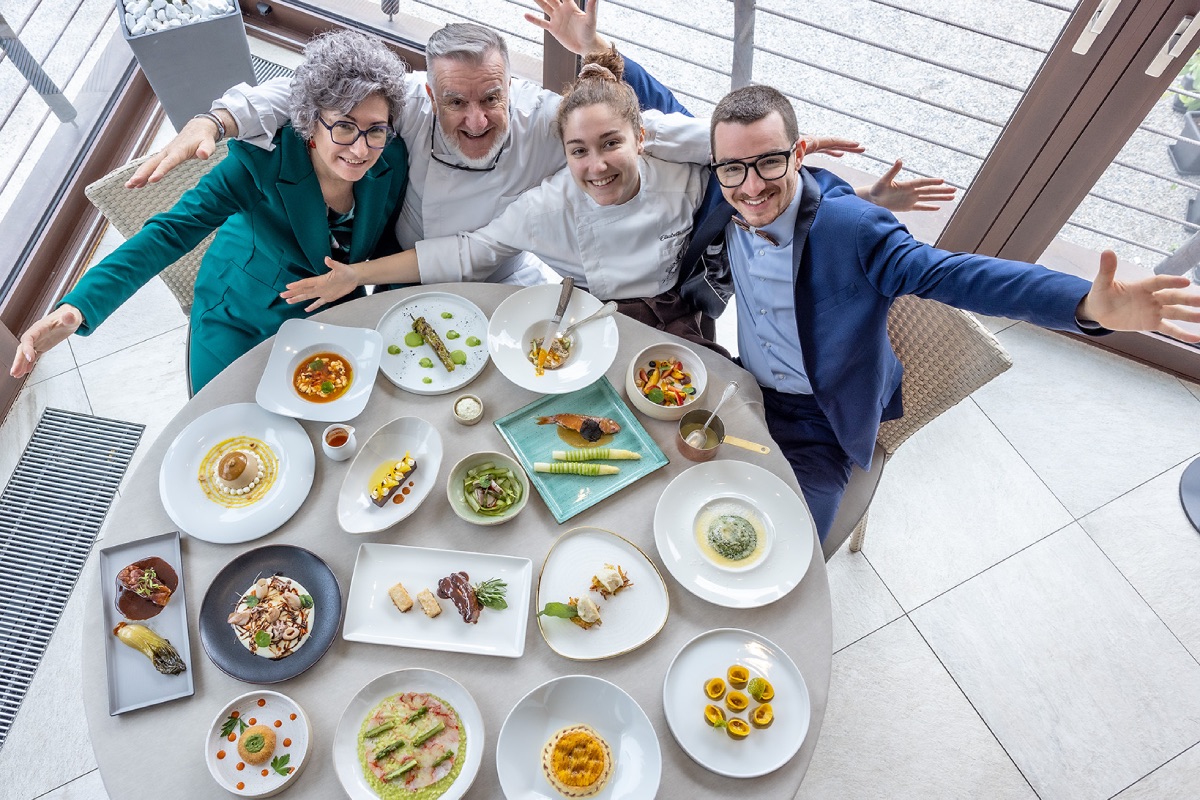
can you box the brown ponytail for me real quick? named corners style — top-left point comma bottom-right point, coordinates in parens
top-left (554, 45), bottom-right (642, 140)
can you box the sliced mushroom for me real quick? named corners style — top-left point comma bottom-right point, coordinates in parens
top-left (283, 593), bottom-right (302, 611)
top-left (227, 611), bottom-right (251, 626)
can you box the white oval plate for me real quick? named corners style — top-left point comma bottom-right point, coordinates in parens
top-left (333, 668), bottom-right (483, 800)
top-left (487, 284), bottom-right (619, 394)
top-left (653, 461), bottom-right (813, 608)
top-left (255, 318), bottom-right (383, 422)
top-left (376, 292), bottom-right (490, 395)
top-left (159, 403), bottom-right (315, 544)
top-left (662, 628), bottom-right (810, 778)
top-left (205, 689), bottom-right (312, 797)
top-left (497, 674), bottom-right (660, 799)
top-left (535, 527), bottom-right (668, 661)
top-left (337, 416), bottom-right (443, 534)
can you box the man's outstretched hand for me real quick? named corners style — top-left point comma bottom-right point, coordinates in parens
top-left (1078, 250), bottom-right (1200, 342)
top-left (864, 159), bottom-right (957, 213)
top-left (126, 115), bottom-right (223, 188)
top-left (524, 0), bottom-right (608, 56)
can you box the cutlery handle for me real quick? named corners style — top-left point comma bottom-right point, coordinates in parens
top-left (723, 435), bottom-right (771, 454)
top-left (552, 278), bottom-right (575, 323)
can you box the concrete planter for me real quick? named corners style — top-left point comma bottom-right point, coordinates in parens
top-left (118, 2), bottom-right (256, 130)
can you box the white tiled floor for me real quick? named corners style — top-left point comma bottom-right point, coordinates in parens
top-left (5, 270), bottom-right (1200, 800)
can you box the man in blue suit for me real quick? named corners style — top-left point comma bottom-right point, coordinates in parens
top-left (671, 84), bottom-right (1200, 542)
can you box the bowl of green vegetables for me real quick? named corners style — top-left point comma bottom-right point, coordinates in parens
top-left (446, 451), bottom-right (530, 526)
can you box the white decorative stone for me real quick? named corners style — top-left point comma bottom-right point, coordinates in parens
top-left (150, 0), bottom-right (166, 9)
top-left (164, 4), bottom-right (178, 20)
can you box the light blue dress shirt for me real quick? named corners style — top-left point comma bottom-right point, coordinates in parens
top-left (727, 186), bottom-right (813, 395)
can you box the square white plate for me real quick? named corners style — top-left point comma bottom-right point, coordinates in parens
top-left (343, 543), bottom-right (533, 658)
top-left (255, 318), bottom-right (382, 422)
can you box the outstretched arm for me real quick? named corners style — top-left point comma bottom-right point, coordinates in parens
top-left (855, 158), bottom-right (957, 213)
top-left (524, 0), bottom-right (608, 55)
top-left (1077, 250), bottom-right (1200, 341)
top-left (281, 252), bottom-right (421, 313)
top-left (127, 109), bottom-right (238, 187)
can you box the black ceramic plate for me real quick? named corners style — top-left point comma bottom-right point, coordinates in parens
top-left (199, 544), bottom-right (342, 684)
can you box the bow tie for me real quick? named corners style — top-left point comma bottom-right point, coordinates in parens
top-left (731, 216), bottom-right (780, 247)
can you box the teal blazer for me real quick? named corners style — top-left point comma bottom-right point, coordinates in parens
top-left (62, 126), bottom-right (408, 390)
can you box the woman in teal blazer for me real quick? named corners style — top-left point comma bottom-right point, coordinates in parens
top-left (10, 30), bottom-right (409, 391)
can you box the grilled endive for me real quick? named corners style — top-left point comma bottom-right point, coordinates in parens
top-left (112, 621), bottom-right (187, 675)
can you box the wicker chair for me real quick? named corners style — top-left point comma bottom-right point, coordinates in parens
top-left (83, 140), bottom-right (229, 315)
top-left (822, 295), bottom-right (1013, 561)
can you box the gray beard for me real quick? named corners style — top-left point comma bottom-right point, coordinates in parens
top-left (443, 128), bottom-right (506, 168)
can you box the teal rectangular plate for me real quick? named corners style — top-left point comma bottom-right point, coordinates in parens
top-left (494, 377), bottom-right (669, 523)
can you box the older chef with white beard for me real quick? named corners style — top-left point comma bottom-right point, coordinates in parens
top-left (128, 22), bottom-right (709, 286)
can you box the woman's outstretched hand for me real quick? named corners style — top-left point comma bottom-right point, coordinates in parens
top-left (281, 257), bottom-right (359, 313)
top-left (10, 304), bottom-right (83, 378)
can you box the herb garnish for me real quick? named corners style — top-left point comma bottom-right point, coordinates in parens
top-left (220, 712), bottom-right (248, 738)
top-left (270, 754), bottom-right (291, 776)
top-left (472, 578), bottom-right (508, 610)
top-left (537, 602), bottom-right (579, 620)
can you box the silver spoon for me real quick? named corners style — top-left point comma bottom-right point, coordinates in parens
top-left (530, 301), bottom-right (619, 370)
top-left (686, 380), bottom-right (738, 448)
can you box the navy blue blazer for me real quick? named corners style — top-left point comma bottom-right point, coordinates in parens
top-left (688, 168), bottom-right (1095, 469)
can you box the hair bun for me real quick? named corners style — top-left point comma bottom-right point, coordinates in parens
top-left (578, 62), bottom-right (616, 82)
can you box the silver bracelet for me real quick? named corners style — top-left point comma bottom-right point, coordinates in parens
top-left (193, 111), bottom-right (226, 143)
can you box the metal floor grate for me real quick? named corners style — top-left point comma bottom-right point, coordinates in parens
top-left (252, 54), bottom-right (294, 85)
top-left (0, 408), bottom-right (144, 751)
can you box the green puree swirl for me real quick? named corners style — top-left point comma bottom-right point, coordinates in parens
top-left (358, 692), bottom-right (464, 799)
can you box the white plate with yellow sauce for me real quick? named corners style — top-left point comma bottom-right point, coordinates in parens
top-left (535, 527), bottom-right (669, 661)
top-left (337, 416), bottom-right (443, 534)
top-left (652, 461), bottom-right (813, 608)
top-left (159, 403), bottom-right (315, 544)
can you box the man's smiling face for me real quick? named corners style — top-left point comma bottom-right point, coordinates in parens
top-left (427, 50), bottom-right (510, 166)
top-left (712, 111), bottom-right (803, 228)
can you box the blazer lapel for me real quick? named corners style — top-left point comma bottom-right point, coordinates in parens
top-left (277, 130), bottom-right (332, 274)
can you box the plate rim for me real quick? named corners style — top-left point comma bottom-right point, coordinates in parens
top-left (99, 530), bottom-right (195, 715)
top-left (652, 460), bottom-right (814, 609)
top-left (661, 626), bottom-right (810, 778)
top-left (495, 672), bottom-right (662, 800)
top-left (197, 543), bottom-right (343, 684)
top-left (331, 667), bottom-right (485, 800)
top-left (375, 291), bottom-right (491, 396)
top-left (342, 541), bottom-right (532, 658)
top-left (203, 688), bottom-right (312, 797)
top-left (534, 526), bottom-right (670, 661)
top-left (486, 284), bottom-right (619, 395)
top-left (335, 415), bottom-right (445, 534)
top-left (254, 318), bottom-right (383, 421)
top-left (157, 402), bottom-right (315, 545)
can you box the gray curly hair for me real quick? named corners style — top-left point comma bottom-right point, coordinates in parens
top-left (289, 30), bottom-right (409, 142)
top-left (425, 23), bottom-right (510, 94)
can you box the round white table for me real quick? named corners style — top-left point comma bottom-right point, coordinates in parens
top-left (81, 283), bottom-right (832, 799)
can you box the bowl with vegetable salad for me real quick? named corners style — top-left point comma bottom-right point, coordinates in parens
top-left (446, 452), bottom-right (530, 526)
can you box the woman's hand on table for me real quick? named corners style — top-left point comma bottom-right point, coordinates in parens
top-left (281, 257), bottom-right (359, 312)
top-left (10, 304), bottom-right (83, 378)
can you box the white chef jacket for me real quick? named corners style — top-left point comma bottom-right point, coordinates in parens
top-left (214, 74), bottom-right (710, 285)
top-left (415, 156), bottom-right (705, 301)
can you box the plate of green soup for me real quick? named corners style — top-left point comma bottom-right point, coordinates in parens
top-left (652, 461), bottom-right (814, 608)
top-left (376, 292), bottom-right (490, 395)
top-left (333, 668), bottom-right (482, 799)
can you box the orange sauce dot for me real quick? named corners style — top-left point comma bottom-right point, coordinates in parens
top-left (231, 710), bottom-right (240, 718)
top-left (392, 493), bottom-right (404, 504)
top-left (282, 738), bottom-right (292, 747)
top-left (248, 718), bottom-right (256, 725)
top-left (288, 768), bottom-right (294, 774)
top-left (227, 733), bottom-right (236, 742)
top-left (257, 699), bottom-right (266, 707)
top-left (217, 750), bottom-right (226, 760)
top-left (289, 713), bottom-right (296, 721)
top-left (236, 762), bottom-right (245, 771)
top-left (236, 782), bottom-right (244, 791)
top-left (274, 719), bottom-right (282, 728)
top-left (401, 486), bottom-right (411, 495)
top-left (261, 769), bottom-right (269, 777)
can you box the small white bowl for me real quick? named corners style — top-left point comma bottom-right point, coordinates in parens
top-left (447, 451), bottom-right (530, 526)
top-left (205, 689), bottom-right (311, 797)
top-left (624, 343), bottom-right (708, 420)
top-left (452, 393), bottom-right (484, 426)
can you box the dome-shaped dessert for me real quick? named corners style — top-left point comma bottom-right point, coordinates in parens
top-left (214, 449), bottom-right (265, 495)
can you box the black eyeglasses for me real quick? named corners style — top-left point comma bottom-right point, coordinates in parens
top-left (317, 117), bottom-right (394, 149)
top-left (710, 148), bottom-right (794, 188)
